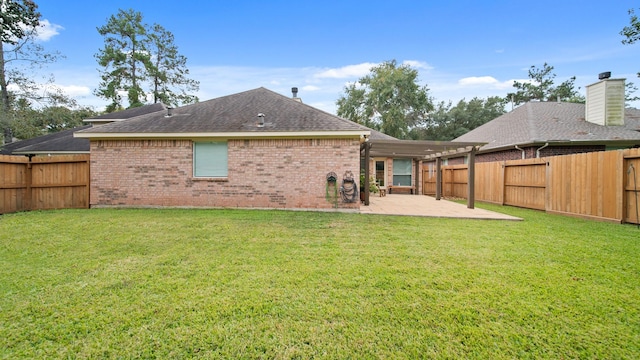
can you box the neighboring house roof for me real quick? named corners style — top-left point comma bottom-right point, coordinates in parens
top-left (76, 87), bottom-right (370, 138)
top-left (1, 104), bottom-right (168, 155)
top-left (83, 102), bottom-right (166, 123)
top-left (1, 125), bottom-right (91, 155)
top-left (453, 102), bottom-right (640, 152)
top-left (369, 129), bottom-right (397, 140)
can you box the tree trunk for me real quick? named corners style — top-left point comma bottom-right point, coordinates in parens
top-left (0, 41), bottom-right (13, 144)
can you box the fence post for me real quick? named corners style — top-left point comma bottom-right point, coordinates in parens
top-left (25, 156), bottom-right (33, 211)
top-left (501, 162), bottom-right (506, 205)
top-left (545, 159), bottom-right (551, 212)
top-left (86, 155), bottom-right (91, 208)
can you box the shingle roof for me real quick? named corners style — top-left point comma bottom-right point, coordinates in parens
top-left (369, 129), bottom-right (397, 140)
top-left (1, 105), bottom-right (169, 155)
top-left (1, 125), bottom-right (91, 155)
top-left (453, 102), bottom-right (640, 151)
top-left (84, 102), bottom-right (166, 121)
top-left (77, 88), bottom-right (370, 136)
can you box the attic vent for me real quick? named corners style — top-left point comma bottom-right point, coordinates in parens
top-left (291, 87), bottom-right (302, 102)
top-left (166, 107), bottom-right (173, 117)
top-left (257, 113), bottom-right (265, 127)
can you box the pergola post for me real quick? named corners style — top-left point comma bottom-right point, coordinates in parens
top-left (435, 157), bottom-right (442, 201)
top-left (467, 147), bottom-right (476, 209)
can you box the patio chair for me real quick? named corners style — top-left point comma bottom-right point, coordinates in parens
top-left (376, 180), bottom-right (386, 197)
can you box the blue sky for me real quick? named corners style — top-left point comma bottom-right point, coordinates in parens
top-left (27, 0), bottom-right (640, 113)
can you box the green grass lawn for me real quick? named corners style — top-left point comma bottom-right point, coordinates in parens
top-left (1, 205), bottom-right (639, 359)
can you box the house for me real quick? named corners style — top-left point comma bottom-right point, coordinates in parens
top-left (450, 76), bottom-right (640, 164)
top-left (0, 103), bottom-right (167, 156)
top-left (75, 87), bottom-right (370, 211)
top-left (3, 87), bottom-right (483, 210)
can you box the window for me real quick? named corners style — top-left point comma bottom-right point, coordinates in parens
top-left (375, 160), bottom-right (386, 186)
top-left (392, 158), bottom-right (412, 186)
top-left (193, 141), bottom-right (228, 178)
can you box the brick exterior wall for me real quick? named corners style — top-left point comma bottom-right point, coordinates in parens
top-left (90, 138), bottom-right (361, 210)
top-left (446, 157), bottom-right (466, 165)
top-left (474, 149), bottom-right (529, 163)
top-left (444, 145), bottom-right (608, 164)
top-left (365, 157), bottom-right (423, 194)
top-left (537, 145), bottom-right (606, 157)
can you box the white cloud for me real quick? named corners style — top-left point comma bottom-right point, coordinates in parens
top-left (458, 76), bottom-right (499, 86)
top-left (499, 78), bottom-right (532, 89)
top-left (314, 61), bottom-right (433, 79)
top-left (301, 85), bottom-right (320, 91)
top-left (6, 81), bottom-right (93, 109)
top-left (5, 18), bottom-right (62, 43)
top-left (402, 60), bottom-right (433, 70)
top-left (314, 63), bottom-right (378, 79)
top-left (35, 19), bottom-right (63, 42)
top-left (57, 85), bottom-right (91, 97)
top-left (458, 76), bottom-right (517, 90)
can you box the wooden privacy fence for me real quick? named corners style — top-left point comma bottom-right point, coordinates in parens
top-left (424, 148), bottom-right (640, 224)
top-left (0, 154), bottom-right (90, 214)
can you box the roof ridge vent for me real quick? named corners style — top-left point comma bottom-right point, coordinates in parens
top-left (291, 87), bottom-right (302, 102)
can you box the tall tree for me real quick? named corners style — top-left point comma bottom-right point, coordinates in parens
top-left (0, 0), bottom-right (40, 44)
top-left (411, 96), bottom-right (506, 141)
top-left (621, 9), bottom-right (640, 46)
top-left (146, 24), bottom-right (199, 106)
top-left (9, 102), bottom-right (95, 140)
top-left (95, 9), bottom-right (150, 111)
top-left (1, 0), bottom-right (41, 143)
top-left (621, 8), bottom-right (640, 79)
top-left (336, 60), bottom-right (433, 139)
top-left (506, 63), bottom-right (584, 106)
top-left (336, 83), bottom-right (368, 127)
top-left (619, 8), bottom-right (640, 107)
top-left (95, 9), bottom-right (199, 111)
top-left (625, 82), bottom-right (640, 107)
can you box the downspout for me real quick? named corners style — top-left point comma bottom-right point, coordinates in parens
top-left (514, 145), bottom-right (525, 159)
top-left (536, 142), bottom-right (549, 158)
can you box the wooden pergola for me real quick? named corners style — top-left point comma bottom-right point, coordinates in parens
top-left (360, 139), bottom-right (485, 208)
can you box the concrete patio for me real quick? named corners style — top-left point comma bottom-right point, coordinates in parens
top-left (359, 194), bottom-right (522, 220)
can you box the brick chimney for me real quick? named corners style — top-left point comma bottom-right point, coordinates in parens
top-left (585, 72), bottom-right (625, 126)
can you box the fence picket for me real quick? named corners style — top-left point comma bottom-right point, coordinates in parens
top-left (0, 154), bottom-right (90, 214)
top-left (424, 149), bottom-right (640, 224)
